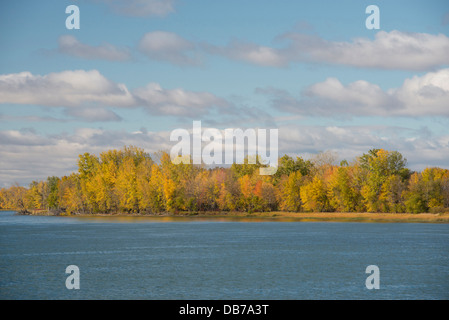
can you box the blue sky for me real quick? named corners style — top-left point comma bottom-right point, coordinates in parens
top-left (1, 0), bottom-right (449, 186)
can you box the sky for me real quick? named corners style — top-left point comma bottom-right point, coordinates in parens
top-left (1, 0), bottom-right (449, 187)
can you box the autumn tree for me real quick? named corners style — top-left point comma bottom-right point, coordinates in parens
top-left (6, 184), bottom-right (28, 213)
top-left (404, 168), bottom-right (449, 213)
top-left (147, 164), bottom-right (166, 213)
top-left (26, 181), bottom-right (45, 210)
top-left (378, 175), bottom-right (406, 213)
top-left (404, 172), bottom-right (428, 213)
top-left (135, 157), bottom-right (154, 213)
top-left (78, 152), bottom-right (100, 212)
top-left (278, 171), bottom-right (302, 212)
top-left (58, 174), bottom-right (84, 214)
top-left (328, 166), bottom-right (362, 212)
top-left (301, 176), bottom-right (332, 212)
top-left (359, 149), bottom-right (408, 212)
top-left (2, 146), bottom-right (447, 215)
top-left (115, 156), bottom-right (139, 212)
top-left (216, 169), bottom-right (240, 211)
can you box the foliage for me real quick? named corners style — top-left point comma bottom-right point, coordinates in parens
top-left (1, 147), bottom-right (448, 214)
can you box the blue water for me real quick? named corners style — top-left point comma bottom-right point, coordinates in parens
top-left (0, 211), bottom-right (448, 300)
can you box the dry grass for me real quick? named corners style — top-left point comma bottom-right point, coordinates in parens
top-left (216, 211), bottom-right (449, 223)
top-left (69, 211), bottom-right (449, 223)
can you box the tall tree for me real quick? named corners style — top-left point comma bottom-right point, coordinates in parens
top-left (301, 176), bottom-right (332, 212)
top-left (328, 166), bottom-right (362, 212)
top-left (278, 171), bottom-right (302, 212)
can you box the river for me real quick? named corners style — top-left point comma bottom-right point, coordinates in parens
top-left (0, 211), bottom-right (448, 299)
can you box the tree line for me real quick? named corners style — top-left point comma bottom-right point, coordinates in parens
top-left (1, 146), bottom-right (448, 214)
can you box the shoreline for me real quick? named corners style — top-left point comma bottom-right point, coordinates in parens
top-left (12, 210), bottom-right (449, 223)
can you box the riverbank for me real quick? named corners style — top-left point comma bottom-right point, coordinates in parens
top-left (19, 210), bottom-right (449, 223)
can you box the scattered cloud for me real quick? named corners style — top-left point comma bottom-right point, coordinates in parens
top-left (138, 31), bottom-right (201, 65)
top-left (210, 30), bottom-right (449, 71)
top-left (55, 30), bottom-right (449, 71)
top-left (58, 35), bottom-right (132, 61)
top-left (258, 68), bottom-right (449, 117)
top-left (134, 82), bottom-right (228, 116)
top-left (0, 70), bottom-right (134, 108)
top-left (0, 69), bottom-right (230, 118)
top-left (204, 40), bottom-right (285, 67)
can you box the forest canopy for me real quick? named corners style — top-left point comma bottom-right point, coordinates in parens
top-left (1, 146), bottom-right (448, 214)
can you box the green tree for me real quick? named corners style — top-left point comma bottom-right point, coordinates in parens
top-left (359, 149), bottom-right (408, 212)
top-left (328, 166), bottom-right (362, 212)
top-left (46, 176), bottom-right (60, 210)
top-left (404, 172), bottom-right (428, 213)
top-left (230, 155), bottom-right (267, 179)
top-left (274, 155), bottom-right (313, 180)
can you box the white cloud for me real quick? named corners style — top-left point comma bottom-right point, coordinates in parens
top-left (283, 30), bottom-right (449, 70)
top-left (204, 40), bottom-right (285, 67)
top-left (138, 31), bottom-right (200, 65)
top-left (95, 0), bottom-right (175, 17)
top-left (260, 68), bottom-right (449, 117)
top-left (68, 29), bottom-right (448, 70)
top-left (394, 69), bottom-right (449, 116)
top-left (0, 69), bottom-right (231, 118)
top-left (58, 35), bottom-right (132, 61)
top-left (0, 70), bottom-right (134, 107)
top-left (134, 82), bottom-right (228, 116)
top-left (212, 30), bottom-right (449, 70)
